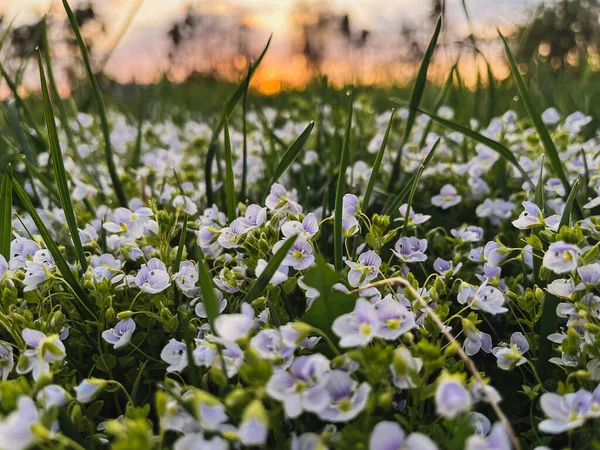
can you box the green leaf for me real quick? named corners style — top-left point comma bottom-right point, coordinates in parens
top-left (559, 178), bottom-right (581, 230)
top-left (534, 156), bottom-right (545, 210)
top-left (172, 214), bottom-right (188, 274)
top-left (62, 0), bottom-right (128, 208)
top-left (363, 109), bottom-right (395, 211)
top-left (205, 35), bottom-right (272, 205)
top-left (0, 165), bottom-right (12, 259)
top-left (301, 255), bottom-right (357, 341)
top-left (498, 30), bottom-right (581, 218)
top-left (242, 234), bottom-right (298, 304)
top-left (390, 16), bottom-right (441, 186)
top-left (262, 121), bottom-right (315, 204)
top-left (384, 138), bottom-right (441, 215)
top-left (38, 52), bottom-right (88, 272)
top-left (223, 106), bottom-right (237, 222)
top-left (11, 176), bottom-right (93, 319)
top-left (394, 102), bottom-right (533, 186)
top-left (334, 97), bottom-right (353, 270)
top-left (195, 249), bottom-right (220, 330)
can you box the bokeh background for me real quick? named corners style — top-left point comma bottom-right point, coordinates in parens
top-left (1, 0), bottom-right (599, 95)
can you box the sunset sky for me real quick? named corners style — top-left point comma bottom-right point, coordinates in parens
top-left (0, 0), bottom-right (544, 93)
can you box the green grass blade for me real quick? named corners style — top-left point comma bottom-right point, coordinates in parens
top-left (195, 249), bottom-right (220, 330)
top-left (11, 176), bottom-right (90, 309)
top-left (241, 65), bottom-right (251, 201)
top-left (223, 106), bottom-right (237, 223)
top-left (559, 178), bottom-right (580, 230)
top-left (38, 53), bottom-right (88, 272)
top-left (534, 155), bottom-right (545, 210)
top-left (362, 109), bottom-right (395, 212)
top-left (242, 234), bottom-right (298, 304)
top-left (62, 0), bottom-right (128, 208)
top-left (0, 165), bottom-right (12, 259)
top-left (262, 121), bottom-right (315, 203)
top-left (205, 35), bottom-right (272, 205)
top-left (172, 214), bottom-right (188, 274)
top-left (389, 16), bottom-right (442, 187)
top-left (334, 98), bottom-right (353, 270)
top-left (498, 30), bottom-right (581, 218)
top-left (581, 149), bottom-right (590, 200)
top-left (394, 102), bottom-right (533, 186)
top-left (384, 138), bottom-right (441, 215)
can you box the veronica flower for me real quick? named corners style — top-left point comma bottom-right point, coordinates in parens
top-left (546, 278), bottom-right (577, 298)
top-left (194, 289), bottom-right (227, 318)
top-left (435, 375), bottom-right (472, 419)
top-left (274, 237), bottom-right (315, 270)
top-left (431, 184), bottom-right (461, 209)
top-left (282, 213), bottom-right (319, 238)
top-left (539, 390), bottom-right (591, 434)
top-left (576, 263), bottom-right (600, 288)
top-left (265, 183), bottom-right (302, 215)
top-left (332, 299), bottom-right (381, 347)
top-left (172, 195), bottom-right (197, 215)
top-left (395, 204), bottom-right (431, 225)
top-left (211, 342), bottom-right (244, 378)
top-left (346, 250), bottom-right (381, 287)
top-left (78, 223), bottom-right (99, 246)
top-left (9, 236), bottom-right (40, 270)
top-left (103, 207), bottom-right (153, 239)
top-left (90, 253), bottom-right (122, 283)
top-left (457, 281), bottom-right (507, 315)
top-left (390, 347), bottom-right (423, 389)
top-left (160, 339), bottom-right (188, 372)
top-left (102, 318), bottom-right (136, 349)
top-left (135, 258), bottom-right (171, 293)
top-left (17, 329), bottom-right (66, 381)
top-left (375, 298), bottom-right (416, 340)
top-left (463, 328), bottom-right (493, 356)
top-left (266, 354), bottom-right (331, 418)
top-left (173, 261), bottom-right (199, 297)
top-left (174, 434), bottom-right (228, 450)
top-left (239, 400), bottom-right (269, 446)
top-left (0, 396), bottom-right (39, 450)
top-left (433, 257), bottom-right (462, 278)
top-left (0, 342), bottom-right (14, 380)
top-left (483, 241), bottom-right (507, 267)
top-left (543, 241), bottom-right (579, 274)
top-left (214, 314), bottom-right (254, 343)
top-left (492, 332), bottom-right (529, 370)
top-left (512, 201), bottom-right (545, 229)
top-left (542, 107), bottom-right (560, 125)
top-left (369, 421), bottom-right (438, 450)
top-left (392, 237), bottom-right (427, 263)
top-left (342, 193), bottom-right (360, 218)
top-left (255, 258), bottom-right (289, 286)
top-left (217, 219), bottom-right (246, 249)
top-left (451, 226), bottom-right (484, 242)
top-left (214, 264), bottom-right (247, 293)
top-left (317, 370), bottom-right (371, 422)
top-left (465, 422), bottom-right (510, 450)
top-left (250, 329), bottom-right (295, 369)
top-left (476, 199), bottom-right (515, 225)
top-left (291, 433), bottom-right (327, 450)
top-left (468, 412), bottom-right (492, 435)
top-left (75, 379), bottom-right (106, 403)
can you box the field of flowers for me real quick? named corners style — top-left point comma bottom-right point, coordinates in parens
top-left (2, 6), bottom-right (600, 450)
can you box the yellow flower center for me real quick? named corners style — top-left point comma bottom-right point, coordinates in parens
top-left (360, 323), bottom-right (372, 336)
top-left (387, 318), bottom-right (400, 330)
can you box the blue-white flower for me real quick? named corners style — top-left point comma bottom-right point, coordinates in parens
top-left (135, 258), bottom-right (171, 293)
top-left (392, 237), bottom-right (427, 263)
top-left (492, 332), bottom-right (529, 370)
top-left (543, 241), bottom-right (579, 274)
top-left (546, 278), bottom-right (577, 298)
top-left (375, 298), bottom-right (416, 340)
top-left (174, 433), bottom-right (228, 450)
top-left (217, 219), bottom-right (246, 249)
top-left (483, 241), bottom-right (507, 267)
top-left (431, 184), bottom-right (461, 209)
top-left (457, 281), bottom-right (507, 315)
top-left (194, 289), bottom-right (227, 318)
top-left (433, 257), bottom-right (462, 278)
top-left (266, 354), bottom-right (330, 418)
top-left (332, 298), bottom-right (380, 348)
top-left (239, 204), bottom-right (267, 229)
top-left (0, 342), bottom-right (14, 380)
top-left (465, 422), bottom-right (510, 450)
top-left (577, 263), bottom-right (600, 288)
top-left (103, 207), bottom-right (153, 239)
top-left (37, 384), bottom-right (69, 409)
top-left (255, 258), bottom-right (289, 286)
top-left (90, 253), bottom-right (122, 283)
top-left (390, 347), bottom-right (423, 389)
top-left (396, 204), bottom-right (431, 225)
top-left (316, 370), bottom-right (371, 422)
top-left (281, 213), bottom-right (319, 238)
top-left (173, 261), bottom-right (199, 297)
top-left (160, 339), bottom-right (188, 373)
top-left (451, 226), bottom-right (484, 242)
top-left (265, 183), bottom-right (302, 215)
top-left (214, 313), bottom-right (254, 343)
top-left (291, 433), bottom-right (327, 450)
top-left (0, 396), bottom-right (39, 450)
top-left (369, 421), bottom-right (437, 450)
top-left (274, 237), bottom-right (315, 270)
top-left (435, 375), bottom-right (472, 419)
top-left (250, 329), bottom-right (294, 369)
top-left (102, 318), bottom-right (136, 349)
top-left (512, 201), bottom-right (544, 229)
top-left (346, 250), bottom-right (381, 287)
top-left (239, 400), bottom-right (269, 446)
top-left (9, 236), bottom-right (39, 270)
top-left (539, 390), bottom-right (591, 434)
top-left (17, 329), bottom-right (66, 381)
top-left (74, 379), bottom-right (106, 403)
top-left (463, 328), bottom-right (493, 356)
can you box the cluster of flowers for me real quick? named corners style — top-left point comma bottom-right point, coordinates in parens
top-left (2, 98), bottom-right (600, 450)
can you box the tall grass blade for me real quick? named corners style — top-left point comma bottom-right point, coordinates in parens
top-left (241, 65), bottom-right (251, 201)
top-left (0, 165), bottom-right (12, 259)
top-left (362, 109), bottom-right (395, 212)
top-left (262, 121), bottom-right (315, 203)
top-left (195, 249), bottom-right (220, 330)
top-left (38, 53), bottom-right (88, 272)
top-left (385, 138), bottom-right (441, 214)
top-left (534, 156), bottom-right (545, 210)
top-left (173, 214), bottom-right (188, 274)
top-left (242, 234), bottom-right (298, 304)
top-left (559, 178), bottom-right (580, 230)
top-left (205, 35), bottom-right (272, 205)
top-left (223, 106), bottom-right (237, 222)
top-left (498, 30), bottom-right (581, 217)
top-left (393, 102), bottom-right (533, 186)
top-left (389, 16), bottom-right (442, 187)
top-left (334, 98), bottom-right (353, 270)
top-left (62, 0), bottom-right (128, 208)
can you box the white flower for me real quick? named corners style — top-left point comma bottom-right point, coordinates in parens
top-left (255, 258), bottom-right (289, 286)
top-left (543, 241), bottom-right (579, 274)
top-left (74, 379), bottom-right (106, 403)
top-left (101, 318), bottom-right (136, 349)
top-left (435, 376), bottom-right (472, 419)
top-left (160, 339), bottom-right (188, 372)
top-left (0, 396), bottom-right (39, 450)
top-left (431, 184), bottom-right (461, 209)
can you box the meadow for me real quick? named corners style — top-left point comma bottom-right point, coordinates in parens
top-left (1, 3), bottom-right (600, 450)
